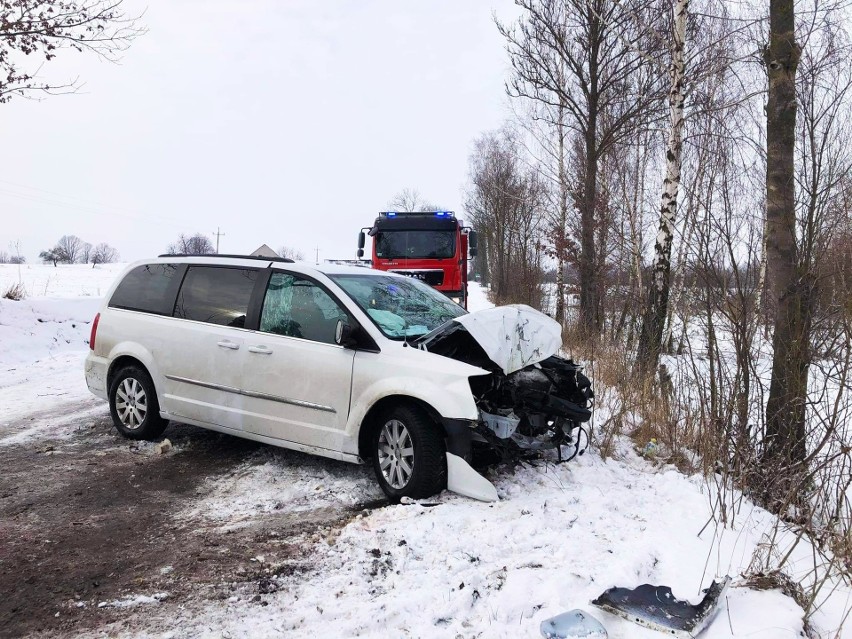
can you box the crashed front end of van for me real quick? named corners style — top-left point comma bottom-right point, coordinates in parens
top-left (415, 305), bottom-right (594, 500)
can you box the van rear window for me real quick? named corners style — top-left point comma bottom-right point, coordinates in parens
top-left (109, 264), bottom-right (181, 315)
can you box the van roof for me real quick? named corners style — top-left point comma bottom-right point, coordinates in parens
top-left (147, 254), bottom-right (398, 278)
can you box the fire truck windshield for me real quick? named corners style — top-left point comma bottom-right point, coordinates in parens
top-left (375, 231), bottom-right (456, 259)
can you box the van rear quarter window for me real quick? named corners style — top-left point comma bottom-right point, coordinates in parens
top-left (109, 263), bottom-right (180, 314)
top-left (173, 266), bottom-right (258, 327)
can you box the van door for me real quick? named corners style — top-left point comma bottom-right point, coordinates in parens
top-left (240, 271), bottom-right (355, 452)
top-left (160, 265), bottom-right (260, 430)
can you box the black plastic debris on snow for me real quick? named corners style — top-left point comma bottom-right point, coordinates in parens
top-left (591, 576), bottom-right (731, 638)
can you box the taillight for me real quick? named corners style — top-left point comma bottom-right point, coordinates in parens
top-left (89, 313), bottom-right (100, 351)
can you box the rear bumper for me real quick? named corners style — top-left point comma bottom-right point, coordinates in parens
top-left (84, 353), bottom-right (109, 400)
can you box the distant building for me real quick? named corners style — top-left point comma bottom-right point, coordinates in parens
top-left (251, 244), bottom-right (279, 258)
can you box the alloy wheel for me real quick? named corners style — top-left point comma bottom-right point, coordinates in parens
top-left (115, 377), bottom-right (147, 430)
top-left (378, 419), bottom-right (415, 489)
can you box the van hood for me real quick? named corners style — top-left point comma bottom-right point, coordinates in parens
top-left (418, 304), bottom-right (563, 375)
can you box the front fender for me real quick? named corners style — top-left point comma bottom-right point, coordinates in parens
top-left (347, 373), bottom-right (478, 437)
top-left (346, 348), bottom-right (490, 451)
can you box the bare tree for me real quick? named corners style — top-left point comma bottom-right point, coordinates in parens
top-left (277, 246), bottom-right (305, 261)
top-left (510, 95), bottom-right (577, 324)
top-left (757, 4), bottom-right (852, 502)
top-left (8, 240), bottom-right (25, 265)
top-left (79, 241), bottom-right (92, 264)
top-left (499, 0), bottom-right (666, 335)
top-left (0, 1), bottom-right (144, 103)
top-left (635, 0), bottom-right (690, 372)
top-left (466, 127), bottom-right (546, 307)
top-left (90, 242), bottom-right (118, 266)
top-left (167, 233), bottom-right (214, 255)
top-left (760, 0), bottom-right (806, 489)
top-left (388, 188), bottom-right (442, 212)
top-left (39, 248), bottom-right (60, 267)
top-left (52, 235), bottom-right (84, 263)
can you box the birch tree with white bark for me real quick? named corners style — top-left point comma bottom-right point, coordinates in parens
top-left (636, 0), bottom-right (689, 372)
top-left (499, 0), bottom-right (666, 336)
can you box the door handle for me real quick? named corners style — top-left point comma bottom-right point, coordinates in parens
top-left (248, 345), bottom-right (273, 355)
top-left (217, 340), bottom-right (240, 350)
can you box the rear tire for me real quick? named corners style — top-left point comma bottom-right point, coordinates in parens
top-left (371, 403), bottom-right (446, 500)
top-left (108, 365), bottom-right (168, 441)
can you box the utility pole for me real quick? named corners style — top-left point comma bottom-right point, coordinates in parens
top-left (315, 246), bottom-right (320, 265)
top-left (213, 227), bottom-right (225, 254)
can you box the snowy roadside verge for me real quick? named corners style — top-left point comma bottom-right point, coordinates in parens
top-left (0, 263), bottom-right (124, 435)
top-left (150, 440), bottom-right (826, 639)
top-left (0, 262), bottom-right (125, 300)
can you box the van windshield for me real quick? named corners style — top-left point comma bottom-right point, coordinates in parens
top-left (329, 273), bottom-right (465, 339)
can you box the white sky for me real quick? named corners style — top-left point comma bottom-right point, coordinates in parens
top-left (1, 0), bottom-right (518, 264)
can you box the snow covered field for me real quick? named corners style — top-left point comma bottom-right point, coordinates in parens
top-left (0, 264), bottom-right (125, 437)
top-left (1, 263), bottom-right (850, 638)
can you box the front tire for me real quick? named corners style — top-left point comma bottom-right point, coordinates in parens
top-left (108, 365), bottom-right (168, 440)
top-left (371, 404), bottom-right (446, 500)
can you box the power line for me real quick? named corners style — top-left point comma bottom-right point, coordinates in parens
top-left (0, 186), bottom-right (200, 233)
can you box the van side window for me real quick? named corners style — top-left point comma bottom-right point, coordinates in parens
top-left (109, 263), bottom-right (180, 315)
top-left (260, 273), bottom-right (348, 344)
top-left (173, 266), bottom-right (258, 327)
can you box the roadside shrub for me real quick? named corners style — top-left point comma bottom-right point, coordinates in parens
top-left (2, 282), bottom-right (26, 301)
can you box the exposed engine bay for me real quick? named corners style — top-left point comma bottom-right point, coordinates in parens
top-left (416, 305), bottom-right (594, 462)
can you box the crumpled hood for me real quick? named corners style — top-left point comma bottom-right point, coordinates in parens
top-left (446, 304), bottom-right (563, 375)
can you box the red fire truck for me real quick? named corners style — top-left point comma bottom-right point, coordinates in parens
top-left (358, 211), bottom-right (478, 308)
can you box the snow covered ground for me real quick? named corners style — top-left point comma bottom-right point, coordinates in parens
top-left (1, 264), bottom-right (850, 638)
top-left (0, 263), bottom-right (125, 440)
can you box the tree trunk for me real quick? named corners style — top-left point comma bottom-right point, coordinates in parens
top-left (762, 0), bottom-right (807, 492)
top-left (636, 0), bottom-right (688, 372)
top-left (555, 103), bottom-right (568, 325)
top-left (630, 139), bottom-right (646, 317)
top-left (578, 5), bottom-right (601, 337)
top-left (755, 214), bottom-right (769, 329)
top-left (579, 123), bottom-right (599, 335)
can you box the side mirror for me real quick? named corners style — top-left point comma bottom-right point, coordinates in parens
top-left (357, 248), bottom-right (364, 258)
top-left (358, 231), bottom-right (366, 249)
top-left (335, 319), bottom-right (359, 349)
top-left (468, 230), bottom-right (478, 250)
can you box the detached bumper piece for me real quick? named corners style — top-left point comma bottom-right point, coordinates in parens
top-left (446, 453), bottom-right (498, 502)
top-left (591, 576), bottom-right (731, 638)
top-left (540, 609), bottom-right (608, 638)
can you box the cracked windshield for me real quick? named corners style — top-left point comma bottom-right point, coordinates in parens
top-left (330, 273), bottom-right (465, 339)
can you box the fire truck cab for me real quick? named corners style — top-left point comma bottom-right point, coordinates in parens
top-left (358, 211), bottom-right (477, 308)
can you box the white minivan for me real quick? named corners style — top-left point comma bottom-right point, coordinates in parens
top-left (85, 255), bottom-right (592, 500)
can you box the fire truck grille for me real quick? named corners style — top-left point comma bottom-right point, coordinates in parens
top-left (389, 270), bottom-right (445, 286)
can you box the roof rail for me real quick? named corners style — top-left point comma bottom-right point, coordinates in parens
top-left (157, 253), bottom-right (296, 263)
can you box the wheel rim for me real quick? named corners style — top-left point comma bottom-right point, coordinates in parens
top-left (377, 419), bottom-right (415, 489)
top-left (115, 377), bottom-right (147, 430)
